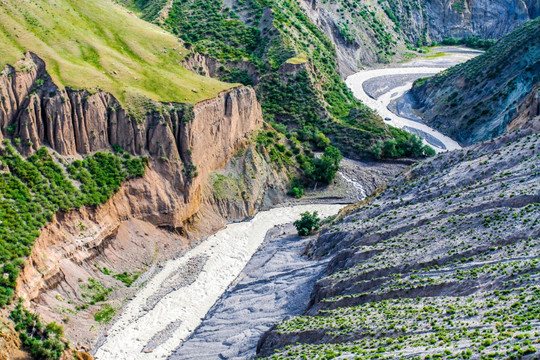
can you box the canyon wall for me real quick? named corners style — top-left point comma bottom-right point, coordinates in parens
top-left (300, 0), bottom-right (538, 76)
top-left (411, 19), bottom-right (539, 145)
top-left (0, 52), bottom-right (289, 348)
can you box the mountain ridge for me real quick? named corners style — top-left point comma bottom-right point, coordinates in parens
top-left (411, 18), bottom-right (540, 145)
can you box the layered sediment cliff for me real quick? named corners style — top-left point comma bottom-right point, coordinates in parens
top-left (0, 52), bottom-right (288, 347)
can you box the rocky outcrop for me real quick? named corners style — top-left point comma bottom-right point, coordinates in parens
top-left (300, 0), bottom-right (538, 76)
top-left (423, 0), bottom-right (533, 40)
top-left (411, 19), bottom-right (540, 145)
top-left (180, 52), bottom-right (260, 84)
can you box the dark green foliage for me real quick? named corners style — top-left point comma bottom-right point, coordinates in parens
top-left (10, 303), bottom-right (66, 360)
top-left (306, 146), bottom-right (343, 184)
top-left (218, 67), bottom-right (254, 86)
top-left (164, 0), bottom-right (261, 61)
top-left (369, 128), bottom-right (436, 159)
top-left (441, 36), bottom-right (496, 49)
top-left (259, 70), bottom-right (322, 127)
top-left (294, 211), bottom-right (321, 236)
top-left (287, 178), bottom-right (305, 198)
top-left (115, 0), bottom-right (169, 22)
top-left (80, 278), bottom-right (112, 305)
top-left (0, 145), bottom-right (146, 307)
top-left (68, 151), bottom-right (146, 206)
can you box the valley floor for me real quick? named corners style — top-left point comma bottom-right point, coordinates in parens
top-left (92, 204), bottom-right (345, 359)
top-left (346, 47), bottom-right (482, 151)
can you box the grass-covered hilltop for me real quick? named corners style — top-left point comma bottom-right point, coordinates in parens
top-left (119, 0), bottom-right (434, 160)
top-left (0, 0), bottom-right (233, 105)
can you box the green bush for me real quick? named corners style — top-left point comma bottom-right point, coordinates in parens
top-left (10, 303), bottom-right (66, 360)
top-left (288, 187), bottom-right (304, 198)
top-left (294, 211), bottom-right (321, 236)
top-left (306, 146), bottom-right (343, 184)
top-left (94, 304), bottom-right (116, 324)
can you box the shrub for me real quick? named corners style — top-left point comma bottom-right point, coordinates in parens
top-left (288, 187), bottom-right (304, 198)
top-left (10, 303), bottom-right (66, 360)
top-left (294, 211), bottom-right (321, 236)
top-left (307, 146), bottom-right (343, 184)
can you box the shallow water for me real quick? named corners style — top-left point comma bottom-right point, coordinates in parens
top-left (94, 204), bottom-right (344, 360)
top-left (346, 48), bottom-right (481, 152)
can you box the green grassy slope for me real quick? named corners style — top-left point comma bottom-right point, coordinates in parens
top-left (0, 0), bottom-right (233, 105)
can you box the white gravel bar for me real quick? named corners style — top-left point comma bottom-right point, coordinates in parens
top-left (346, 66), bottom-right (462, 152)
top-left (94, 204), bottom-right (345, 360)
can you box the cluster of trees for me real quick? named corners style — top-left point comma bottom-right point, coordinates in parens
top-left (0, 145), bottom-right (146, 307)
top-left (305, 146), bottom-right (343, 184)
top-left (441, 36), bottom-right (496, 50)
top-left (287, 145), bottom-right (343, 198)
top-left (368, 128), bottom-right (436, 159)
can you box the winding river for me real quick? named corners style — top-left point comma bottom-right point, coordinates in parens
top-left (94, 204), bottom-right (344, 360)
top-left (346, 47), bottom-right (482, 152)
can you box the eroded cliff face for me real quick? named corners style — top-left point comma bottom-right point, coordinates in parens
top-left (0, 52), bottom-right (263, 219)
top-left (299, 0), bottom-right (538, 76)
top-left (0, 52), bottom-right (288, 348)
top-left (424, 0), bottom-right (533, 40)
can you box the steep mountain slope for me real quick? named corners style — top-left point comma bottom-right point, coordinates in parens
top-left (411, 19), bottom-right (540, 145)
top-left (258, 116), bottom-right (540, 359)
top-left (121, 0), bottom-right (434, 161)
top-left (0, 0), bottom-right (232, 106)
top-left (301, 0), bottom-right (539, 75)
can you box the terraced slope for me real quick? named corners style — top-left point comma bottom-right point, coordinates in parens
top-left (0, 0), bottom-right (232, 105)
top-left (258, 117), bottom-right (540, 359)
top-left (411, 18), bottom-right (540, 145)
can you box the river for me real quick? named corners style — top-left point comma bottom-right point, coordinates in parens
top-left (346, 47), bottom-right (482, 152)
top-left (93, 204), bottom-right (344, 360)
